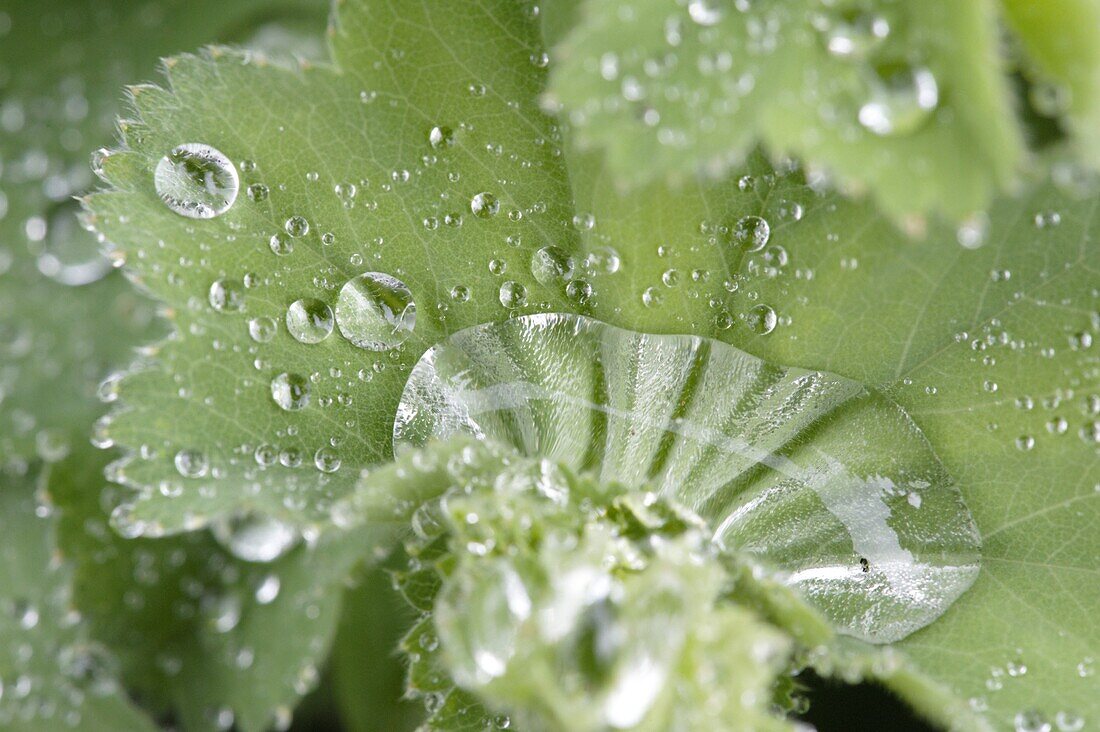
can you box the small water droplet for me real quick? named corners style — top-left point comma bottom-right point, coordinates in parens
top-left (284, 216), bottom-right (310, 237)
top-left (154, 143), bottom-right (239, 218)
top-left (249, 317), bottom-right (278, 343)
top-left (286, 298), bottom-right (334, 344)
top-left (688, 0), bottom-right (723, 26)
top-left (174, 449), bottom-right (209, 478)
top-left (247, 183), bottom-right (269, 202)
top-left (498, 281), bottom-right (527, 308)
top-left (429, 125), bottom-right (455, 149)
top-left (271, 372), bottom-right (310, 410)
top-left (746, 304), bottom-right (777, 335)
top-left (858, 62), bottom-right (939, 137)
top-left (732, 215), bottom-right (770, 251)
top-left (335, 273), bottom-right (417, 350)
top-left (209, 278), bottom-right (245, 312)
top-left (530, 246), bottom-right (575, 285)
top-left (314, 447), bottom-right (341, 473)
top-left (471, 192), bottom-right (500, 218)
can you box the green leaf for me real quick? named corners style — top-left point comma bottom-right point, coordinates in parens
top-left (85, 0), bottom-right (579, 535)
top-left (559, 148), bottom-right (1099, 729)
top-left (545, 0), bottom-right (1023, 222)
top-left (49, 446), bottom-right (387, 731)
top-left (0, 463), bottom-right (156, 731)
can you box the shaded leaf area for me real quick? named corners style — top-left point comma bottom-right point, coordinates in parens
top-left (546, 0), bottom-right (1021, 222)
top-left (557, 139), bottom-right (1099, 729)
top-left (0, 464), bottom-right (156, 731)
top-left (345, 439), bottom-right (793, 732)
top-left (86, 0), bottom-right (580, 535)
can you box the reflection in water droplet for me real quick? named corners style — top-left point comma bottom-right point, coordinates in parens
top-left (249, 317), bottom-right (277, 343)
top-left (858, 62), bottom-right (939, 137)
top-left (271, 372), bottom-right (310, 411)
top-left (471, 192), bottom-right (500, 218)
top-left (394, 314), bottom-right (981, 644)
top-left (429, 125), bottom-right (455, 149)
top-left (499, 281), bottom-right (527, 308)
top-left (212, 513), bottom-right (299, 562)
top-left (335, 272), bottom-right (416, 350)
top-left (285, 298), bottom-right (334, 344)
top-left (174, 449), bottom-right (209, 478)
top-left (154, 143), bottom-right (239, 219)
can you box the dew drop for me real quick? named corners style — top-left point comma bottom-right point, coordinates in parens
top-left (284, 216), bottom-right (310, 237)
top-left (858, 62), bottom-right (939, 137)
top-left (154, 143), bottom-right (239, 219)
top-left (174, 449), bottom-right (209, 478)
top-left (247, 183), bottom-right (269, 202)
top-left (335, 273), bottom-right (416, 350)
top-left (688, 0), bottom-right (723, 26)
top-left (313, 447), bottom-right (341, 473)
top-left (271, 372), bottom-right (310, 411)
top-left (817, 8), bottom-right (889, 59)
top-left (746, 304), bottom-right (777, 335)
top-left (498, 281), bottom-right (527, 308)
top-left (285, 298), bottom-right (334, 344)
top-left (255, 574), bottom-right (281, 604)
top-left (209, 278), bottom-right (245, 312)
top-left (471, 192), bottom-right (500, 218)
top-left (732, 215), bottom-right (770, 251)
top-left (530, 245), bottom-right (575, 285)
top-left (429, 125), bottom-right (455, 149)
top-left (212, 513), bottom-right (299, 563)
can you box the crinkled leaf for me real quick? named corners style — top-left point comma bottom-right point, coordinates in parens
top-left (86, 0), bottom-right (578, 534)
top-left (546, 0), bottom-right (1022, 222)
top-left (0, 464), bottom-right (156, 732)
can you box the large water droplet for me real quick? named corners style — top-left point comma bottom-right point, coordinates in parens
top-left (271, 372), bottom-right (310, 410)
top-left (212, 513), bottom-right (299, 562)
top-left (154, 143), bottom-right (239, 219)
top-left (858, 62), bottom-right (939, 136)
top-left (395, 314), bottom-right (981, 643)
top-left (285, 298), bottom-right (334, 344)
top-left (335, 273), bottom-right (416, 350)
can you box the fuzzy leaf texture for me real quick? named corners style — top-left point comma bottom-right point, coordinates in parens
top-left (0, 1), bottom-right (404, 730)
top-left (76, 0), bottom-right (1100, 730)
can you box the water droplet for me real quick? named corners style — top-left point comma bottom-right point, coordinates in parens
top-left (36, 201), bottom-right (112, 286)
top-left (209, 278), bottom-right (245, 312)
top-left (247, 183), bottom-right (269, 202)
top-left (858, 62), bottom-right (939, 137)
top-left (732, 215), bottom-right (770, 251)
top-left (642, 286), bottom-right (663, 308)
top-left (285, 298), bottom-right (334, 344)
top-left (429, 125), bottom-right (455, 149)
top-left (284, 216), bottom-right (310, 237)
top-left (1015, 435), bottom-right (1035, 452)
top-left (249, 317), bottom-right (278, 343)
top-left (1055, 711), bottom-right (1084, 732)
top-left (255, 574), bottom-right (281, 604)
top-left (688, 0), bottom-right (723, 26)
top-left (1034, 210), bottom-right (1062, 229)
top-left (1015, 710), bottom-right (1051, 732)
top-left (817, 8), bottom-right (889, 59)
top-left (530, 246), bottom-right (575, 285)
top-left (154, 143), bottom-right (239, 218)
top-left (212, 513), bottom-right (299, 563)
top-left (746, 304), bottom-right (777, 335)
top-left (335, 272), bottom-right (417, 350)
top-left (174, 449), bottom-right (209, 478)
top-left (450, 285), bottom-right (470, 302)
top-left (314, 447), bottom-right (341, 473)
top-left (471, 192), bottom-right (500, 218)
top-left (498, 281), bottom-right (527, 308)
top-left (271, 372), bottom-right (310, 410)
